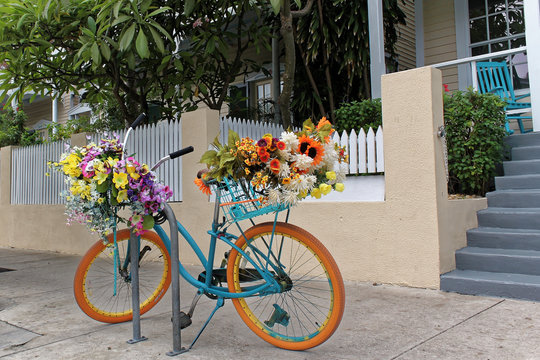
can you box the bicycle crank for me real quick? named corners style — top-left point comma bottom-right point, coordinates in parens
top-left (264, 304), bottom-right (290, 328)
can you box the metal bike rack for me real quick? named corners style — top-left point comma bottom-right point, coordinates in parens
top-left (162, 203), bottom-right (188, 356)
top-left (127, 229), bottom-right (147, 344)
top-left (126, 203), bottom-right (186, 355)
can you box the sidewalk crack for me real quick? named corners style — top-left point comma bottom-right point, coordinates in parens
top-left (389, 299), bottom-right (506, 360)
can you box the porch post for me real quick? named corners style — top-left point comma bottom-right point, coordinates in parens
top-left (52, 93), bottom-right (58, 124)
top-left (368, 0), bottom-right (386, 99)
top-left (524, 0), bottom-right (540, 131)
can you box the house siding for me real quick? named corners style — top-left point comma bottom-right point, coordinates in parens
top-left (423, 0), bottom-right (459, 91)
top-left (395, 0), bottom-right (416, 71)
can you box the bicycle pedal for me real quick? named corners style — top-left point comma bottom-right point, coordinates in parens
top-left (178, 311), bottom-right (192, 329)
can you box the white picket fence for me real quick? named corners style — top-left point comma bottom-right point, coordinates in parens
top-left (10, 117), bottom-right (383, 204)
top-left (219, 116), bottom-right (384, 174)
top-left (334, 127), bottom-right (384, 174)
top-left (11, 140), bottom-right (70, 205)
top-left (219, 116), bottom-right (300, 144)
top-left (11, 120), bottom-right (183, 205)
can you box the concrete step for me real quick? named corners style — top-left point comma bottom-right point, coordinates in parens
top-left (455, 247), bottom-right (540, 276)
top-left (503, 159), bottom-right (540, 175)
top-left (487, 189), bottom-right (540, 207)
top-left (505, 132), bottom-right (540, 149)
top-left (468, 227), bottom-right (540, 251)
top-left (477, 207), bottom-right (540, 229)
top-left (495, 174), bottom-right (540, 190)
top-left (440, 269), bottom-right (540, 302)
top-left (511, 145), bottom-right (540, 160)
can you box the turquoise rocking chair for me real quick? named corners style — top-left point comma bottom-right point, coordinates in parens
top-left (475, 61), bottom-right (532, 134)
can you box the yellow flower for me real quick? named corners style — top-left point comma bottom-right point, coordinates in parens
top-left (106, 157), bottom-right (118, 168)
top-left (94, 172), bottom-right (109, 185)
top-left (335, 183), bottom-right (345, 192)
top-left (113, 172), bottom-right (128, 189)
top-left (320, 183), bottom-right (332, 195)
top-left (325, 171), bottom-right (336, 180)
top-left (311, 188), bottom-right (322, 199)
top-left (126, 165), bottom-right (136, 174)
top-left (117, 189), bottom-right (128, 203)
top-left (97, 197), bottom-right (105, 204)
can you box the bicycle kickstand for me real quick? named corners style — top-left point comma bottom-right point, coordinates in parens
top-left (188, 297), bottom-right (225, 350)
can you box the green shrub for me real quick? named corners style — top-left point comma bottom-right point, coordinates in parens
top-left (444, 89), bottom-right (507, 196)
top-left (0, 109), bottom-right (42, 147)
top-left (333, 99), bottom-right (382, 134)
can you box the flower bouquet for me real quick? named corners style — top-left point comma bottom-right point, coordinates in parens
top-left (195, 117), bottom-right (347, 206)
top-left (49, 138), bottom-right (173, 237)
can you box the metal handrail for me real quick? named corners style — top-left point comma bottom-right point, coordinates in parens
top-left (431, 46), bottom-right (527, 91)
top-left (431, 46), bottom-right (527, 69)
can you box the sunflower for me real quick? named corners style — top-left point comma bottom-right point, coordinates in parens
top-left (194, 178), bottom-right (211, 195)
top-left (297, 135), bottom-right (325, 166)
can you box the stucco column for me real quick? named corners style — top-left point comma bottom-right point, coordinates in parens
top-left (368, 0), bottom-right (386, 99)
top-left (180, 108), bottom-right (220, 204)
top-left (0, 146), bottom-right (13, 205)
top-left (524, 0), bottom-right (540, 131)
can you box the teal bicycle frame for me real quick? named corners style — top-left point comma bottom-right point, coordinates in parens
top-left (151, 206), bottom-right (286, 299)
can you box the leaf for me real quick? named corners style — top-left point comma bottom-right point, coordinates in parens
top-left (184, 0), bottom-right (195, 16)
top-left (228, 129), bottom-right (239, 147)
top-left (148, 26), bottom-right (164, 53)
top-left (200, 149), bottom-right (217, 165)
top-left (113, 1), bottom-right (122, 18)
top-left (135, 28), bottom-right (149, 58)
top-left (87, 16), bottom-right (96, 34)
top-left (142, 215), bottom-right (155, 230)
top-left (100, 42), bottom-right (111, 61)
top-left (119, 23), bottom-right (136, 51)
top-left (270, 0), bottom-right (281, 14)
top-left (96, 180), bottom-right (109, 193)
top-left (111, 15), bottom-right (131, 27)
top-left (147, 7), bottom-right (171, 18)
top-left (90, 42), bottom-right (101, 65)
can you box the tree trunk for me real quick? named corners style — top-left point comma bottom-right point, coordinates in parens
top-left (279, 1), bottom-right (294, 129)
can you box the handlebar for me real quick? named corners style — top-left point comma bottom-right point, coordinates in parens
top-left (151, 146), bottom-right (194, 171)
top-left (131, 113), bottom-right (147, 129)
top-left (170, 146), bottom-right (194, 159)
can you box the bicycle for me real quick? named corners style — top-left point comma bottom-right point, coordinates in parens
top-left (72, 116), bottom-right (346, 351)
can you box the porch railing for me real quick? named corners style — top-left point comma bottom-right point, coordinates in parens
top-left (431, 46), bottom-right (527, 92)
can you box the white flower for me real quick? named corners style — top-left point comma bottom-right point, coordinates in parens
top-left (285, 174), bottom-right (316, 193)
top-left (280, 131), bottom-right (299, 151)
top-left (282, 190), bottom-right (299, 206)
top-left (293, 154), bottom-right (313, 171)
top-left (278, 163), bottom-right (291, 178)
top-left (323, 141), bottom-right (338, 166)
top-left (267, 188), bottom-right (281, 205)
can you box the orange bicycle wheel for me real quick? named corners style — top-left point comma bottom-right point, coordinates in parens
top-left (227, 222), bottom-right (345, 350)
top-left (74, 229), bottom-right (171, 323)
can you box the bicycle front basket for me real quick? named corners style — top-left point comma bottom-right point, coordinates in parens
top-left (212, 177), bottom-right (287, 224)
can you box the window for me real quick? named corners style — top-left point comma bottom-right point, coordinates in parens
top-left (469, 0), bottom-right (528, 89)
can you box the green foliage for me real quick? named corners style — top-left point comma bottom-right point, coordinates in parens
top-left (0, 109), bottom-right (41, 147)
top-left (444, 89), bottom-right (507, 196)
top-left (0, 0), bottom-right (273, 125)
top-left (292, 0), bottom-right (406, 123)
top-left (46, 113), bottom-right (124, 143)
top-left (333, 99), bottom-right (382, 134)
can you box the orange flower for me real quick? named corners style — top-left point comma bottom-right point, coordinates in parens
top-left (317, 116), bottom-right (330, 129)
top-left (194, 178), bottom-right (211, 195)
top-left (270, 158), bottom-right (280, 174)
top-left (276, 141), bottom-right (286, 150)
top-left (257, 147), bottom-right (267, 157)
top-left (298, 135), bottom-right (325, 166)
top-left (260, 153), bottom-right (270, 162)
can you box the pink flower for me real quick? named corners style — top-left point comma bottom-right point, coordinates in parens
top-left (443, 84), bottom-right (449, 92)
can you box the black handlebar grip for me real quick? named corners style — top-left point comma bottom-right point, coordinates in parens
top-left (131, 113), bottom-right (147, 129)
top-left (170, 146), bottom-right (194, 159)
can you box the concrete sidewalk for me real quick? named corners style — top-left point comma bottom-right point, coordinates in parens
top-left (1, 247), bottom-right (539, 360)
